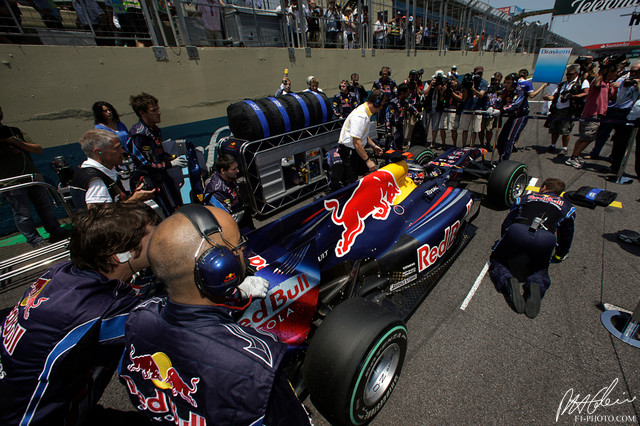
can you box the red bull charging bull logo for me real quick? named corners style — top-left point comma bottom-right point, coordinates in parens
top-left (19, 277), bottom-right (50, 320)
top-left (324, 169), bottom-right (401, 257)
top-left (128, 345), bottom-right (200, 408)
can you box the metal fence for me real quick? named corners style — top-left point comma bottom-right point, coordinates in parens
top-left (0, 0), bottom-right (588, 55)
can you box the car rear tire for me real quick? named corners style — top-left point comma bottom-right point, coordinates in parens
top-left (303, 298), bottom-right (407, 425)
top-left (407, 146), bottom-right (435, 166)
top-left (487, 160), bottom-right (528, 208)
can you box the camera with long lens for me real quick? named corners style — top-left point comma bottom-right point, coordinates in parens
top-left (559, 90), bottom-right (571, 103)
top-left (461, 73), bottom-right (474, 89)
top-left (594, 53), bottom-right (629, 69)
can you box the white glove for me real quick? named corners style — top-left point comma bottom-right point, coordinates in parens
top-left (237, 276), bottom-right (270, 299)
top-left (170, 157), bottom-right (188, 168)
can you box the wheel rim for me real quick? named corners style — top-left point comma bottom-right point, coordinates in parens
top-left (508, 172), bottom-right (527, 203)
top-left (363, 343), bottom-right (401, 406)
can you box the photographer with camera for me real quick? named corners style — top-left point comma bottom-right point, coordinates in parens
top-left (349, 72), bottom-right (367, 105)
top-left (386, 83), bottom-right (412, 150)
top-left (441, 75), bottom-right (464, 149)
top-left (459, 66), bottom-right (488, 147)
top-left (565, 57), bottom-right (623, 169)
top-left (478, 72), bottom-right (503, 151)
top-left (586, 61), bottom-right (640, 161)
top-left (543, 64), bottom-right (589, 155)
top-left (402, 69), bottom-right (425, 144)
top-left (423, 70), bottom-right (448, 149)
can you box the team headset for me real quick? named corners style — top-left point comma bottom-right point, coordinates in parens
top-left (176, 204), bottom-right (244, 299)
top-left (379, 66), bottom-right (391, 76)
top-left (373, 92), bottom-right (387, 108)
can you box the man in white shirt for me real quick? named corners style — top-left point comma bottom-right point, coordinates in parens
top-left (71, 129), bottom-right (155, 208)
top-left (334, 90), bottom-right (385, 187)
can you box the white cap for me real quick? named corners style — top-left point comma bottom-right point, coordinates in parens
top-left (452, 65), bottom-right (457, 69)
top-left (306, 75), bottom-right (315, 85)
top-left (435, 70), bottom-right (444, 77)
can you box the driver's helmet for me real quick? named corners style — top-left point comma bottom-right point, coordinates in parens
top-left (406, 163), bottom-right (425, 185)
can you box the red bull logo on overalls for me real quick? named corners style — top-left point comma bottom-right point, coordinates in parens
top-left (324, 169), bottom-right (401, 257)
top-left (19, 277), bottom-right (51, 320)
top-left (127, 345), bottom-right (200, 408)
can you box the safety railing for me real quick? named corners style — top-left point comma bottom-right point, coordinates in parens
top-left (0, 0), bottom-right (588, 55)
top-left (0, 174), bottom-right (73, 286)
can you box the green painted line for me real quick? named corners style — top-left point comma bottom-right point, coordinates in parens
top-left (0, 223), bottom-right (73, 248)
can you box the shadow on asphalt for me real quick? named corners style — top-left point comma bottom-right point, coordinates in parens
top-left (603, 231), bottom-right (640, 256)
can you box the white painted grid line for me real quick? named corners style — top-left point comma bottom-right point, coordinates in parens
top-left (460, 261), bottom-right (489, 311)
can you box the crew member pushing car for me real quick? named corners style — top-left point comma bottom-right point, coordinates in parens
top-left (334, 89), bottom-right (385, 187)
top-left (489, 178), bottom-right (575, 319)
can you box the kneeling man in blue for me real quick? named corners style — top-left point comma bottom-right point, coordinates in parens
top-left (489, 178), bottom-right (575, 318)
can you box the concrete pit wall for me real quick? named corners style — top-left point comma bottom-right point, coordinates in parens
top-left (0, 44), bottom-right (537, 148)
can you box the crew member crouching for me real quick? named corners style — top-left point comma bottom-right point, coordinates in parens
top-left (489, 178), bottom-right (575, 319)
top-left (0, 202), bottom-right (160, 425)
top-left (119, 205), bottom-right (311, 425)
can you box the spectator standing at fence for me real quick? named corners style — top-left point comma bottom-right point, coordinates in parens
top-left (586, 61), bottom-right (640, 160)
top-left (373, 12), bottom-right (386, 49)
top-left (342, 7), bottom-right (355, 49)
top-left (543, 64), bottom-right (588, 155)
top-left (31, 0), bottom-right (64, 29)
top-left (306, 0), bottom-right (321, 47)
top-left (324, 0), bottom-right (341, 48)
top-left (286, 0), bottom-right (308, 48)
top-left (349, 72), bottom-right (367, 106)
top-left (0, 106), bottom-right (69, 248)
top-left (387, 12), bottom-right (401, 49)
top-left (127, 92), bottom-right (186, 216)
top-left (333, 80), bottom-right (358, 119)
top-left (460, 66), bottom-right (488, 147)
top-left (565, 60), bottom-right (621, 169)
top-left (197, 0), bottom-right (225, 47)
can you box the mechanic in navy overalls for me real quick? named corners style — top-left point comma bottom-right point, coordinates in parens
top-left (119, 205), bottom-right (312, 425)
top-left (489, 178), bottom-right (575, 319)
top-left (0, 202), bottom-right (160, 425)
top-left (386, 83), bottom-right (411, 150)
top-left (373, 66), bottom-right (398, 126)
top-left (127, 92), bottom-right (187, 216)
top-left (496, 73), bottom-right (529, 162)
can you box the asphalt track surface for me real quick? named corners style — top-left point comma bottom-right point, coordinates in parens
top-left (1, 109), bottom-right (639, 425)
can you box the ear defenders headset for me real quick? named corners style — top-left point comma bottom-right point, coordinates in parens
top-left (379, 66), bottom-right (391, 77)
top-left (373, 92), bottom-right (387, 108)
top-left (176, 205), bottom-right (243, 299)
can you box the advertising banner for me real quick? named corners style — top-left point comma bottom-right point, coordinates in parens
top-left (532, 47), bottom-right (573, 84)
top-left (553, 0), bottom-right (640, 16)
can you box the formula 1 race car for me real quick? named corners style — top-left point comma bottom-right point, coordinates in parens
top-left (238, 146), bottom-right (528, 425)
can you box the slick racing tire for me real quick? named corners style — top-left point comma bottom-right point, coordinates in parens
top-left (303, 298), bottom-right (407, 425)
top-left (407, 146), bottom-right (435, 166)
top-left (487, 160), bottom-right (528, 208)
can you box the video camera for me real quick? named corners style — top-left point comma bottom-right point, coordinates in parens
top-left (594, 53), bottom-right (629, 69)
top-left (410, 68), bottom-right (425, 81)
top-left (461, 73), bottom-right (474, 89)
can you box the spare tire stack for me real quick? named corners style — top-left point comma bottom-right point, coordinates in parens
top-left (227, 91), bottom-right (333, 141)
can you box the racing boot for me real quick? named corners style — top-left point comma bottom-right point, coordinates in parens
top-left (507, 277), bottom-right (525, 314)
top-left (525, 282), bottom-right (542, 319)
